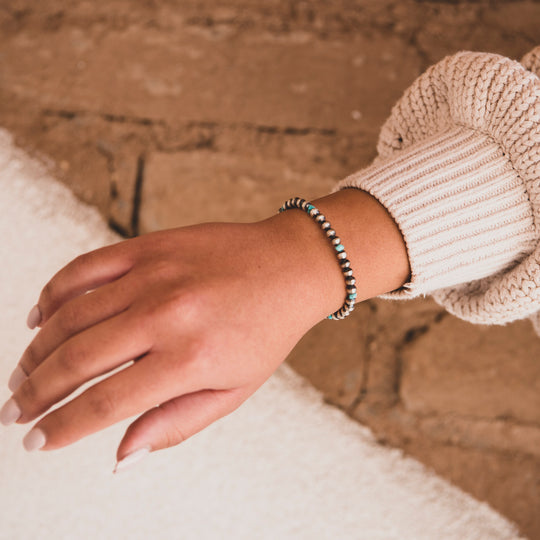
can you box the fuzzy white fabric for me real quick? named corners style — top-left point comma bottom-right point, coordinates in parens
top-left (339, 45), bottom-right (540, 335)
top-left (0, 130), bottom-right (522, 539)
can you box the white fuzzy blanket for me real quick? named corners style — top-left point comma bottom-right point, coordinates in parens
top-left (0, 130), bottom-right (522, 540)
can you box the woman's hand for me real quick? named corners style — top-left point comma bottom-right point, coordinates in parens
top-left (1, 213), bottom-right (348, 467)
top-left (1, 189), bottom-right (409, 468)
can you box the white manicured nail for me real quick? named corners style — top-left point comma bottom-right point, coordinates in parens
top-left (27, 305), bottom-right (42, 330)
top-left (0, 397), bottom-right (22, 426)
top-left (23, 428), bottom-right (46, 451)
top-left (8, 365), bottom-right (27, 392)
top-left (113, 446), bottom-right (151, 474)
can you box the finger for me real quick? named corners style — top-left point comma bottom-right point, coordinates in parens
top-left (34, 242), bottom-right (135, 326)
top-left (115, 385), bottom-right (255, 467)
top-left (21, 351), bottom-right (200, 451)
top-left (16, 274), bottom-right (136, 386)
top-left (13, 309), bottom-right (152, 423)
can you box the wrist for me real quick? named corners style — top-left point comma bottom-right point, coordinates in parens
top-left (258, 189), bottom-right (411, 324)
top-left (257, 205), bottom-right (345, 325)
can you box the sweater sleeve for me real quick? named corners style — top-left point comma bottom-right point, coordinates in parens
top-left (336, 46), bottom-right (540, 335)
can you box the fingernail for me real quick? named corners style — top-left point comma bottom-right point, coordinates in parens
top-left (27, 305), bottom-right (42, 330)
top-left (113, 446), bottom-right (151, 474)
top-left (23, 428), bottom-right (46, 451)
top-left (0, 397), bottom-right (22, 426)
top-left (8, 365), bottom-right (27, 392)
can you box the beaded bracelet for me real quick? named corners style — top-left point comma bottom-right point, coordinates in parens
top-left (279, 197), bottom-right (357, 320)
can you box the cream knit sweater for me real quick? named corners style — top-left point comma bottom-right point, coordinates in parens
top-left (338, 45), bottom-right (540, 336)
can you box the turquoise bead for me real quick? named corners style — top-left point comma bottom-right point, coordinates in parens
top-left (335, 244), bottom-right (345, 252)
top-left (348, 293), bottom-right (357, 300)
top-left (307, 204), bottom-right (315, 212)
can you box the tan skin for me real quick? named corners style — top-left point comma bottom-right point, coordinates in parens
top-left (3, 189), bottom-right (410, 464)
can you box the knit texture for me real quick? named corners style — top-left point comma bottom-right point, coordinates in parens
top-left (338, 46), bottom-right (540, 335)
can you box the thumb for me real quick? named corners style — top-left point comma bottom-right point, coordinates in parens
top-left (113, 385), bottom-right (254, 473)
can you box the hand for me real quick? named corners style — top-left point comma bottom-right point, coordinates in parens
top-left (1, 189), bottom-right (409, 468)
top-left (2, 216), bottom-right (343, 466)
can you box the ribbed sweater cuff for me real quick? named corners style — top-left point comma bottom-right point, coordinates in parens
top-left (337, 126), bottom-right (537, 299)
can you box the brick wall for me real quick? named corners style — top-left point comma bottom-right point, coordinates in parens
top-left (1, 1), bottom-right (539, 536)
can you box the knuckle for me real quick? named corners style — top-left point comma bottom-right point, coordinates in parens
top-left (184, 343), bottom-right (211, 373)
top-left (166, 420), bottom-right (187, 447)
top-left (163, 291), bottom-right (190, 321)
top-left (167, 287), bottom-right (208, 326)
top-left (155, 402), bottom-right (188, 448)
top-left (141, 287), bottom-right (191, 324)
top-left (71, 253), bottom-right (90, 272)
top-left (40, 253), bottom-right (91, 313)
top-left (56, 343), bottom-right (85, 376)
top-left (40, 279), bottom-right (57, 307)
top-left (151, 259), bottom-right (178, 281)
top-left (227, 388), bottom-right (248, 412)
top-left (21, 345), bottom-right (39, 372)
top-left (44, 413), bottom-right (65, 437)
top-left (87, 388), bottom-right (117, 420)
top-left (57, 302), bottom-right (81, 335)
top-left (17, 377), bottom-right (39, 407)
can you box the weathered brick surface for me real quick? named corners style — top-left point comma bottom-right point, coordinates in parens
top-left (401, 316), bottom-right (540, 424)
top-left (287, 303), bottom-right (373, 410)
top-left (1, 1), bottom-right (539, 537)
top-left (140, 150), bottom-right (336, 231)
top-left (0, 18), bottom-right (420, 131)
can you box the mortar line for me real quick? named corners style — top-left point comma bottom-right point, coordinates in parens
top-left (131, 154), bottom-right (145, 237)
